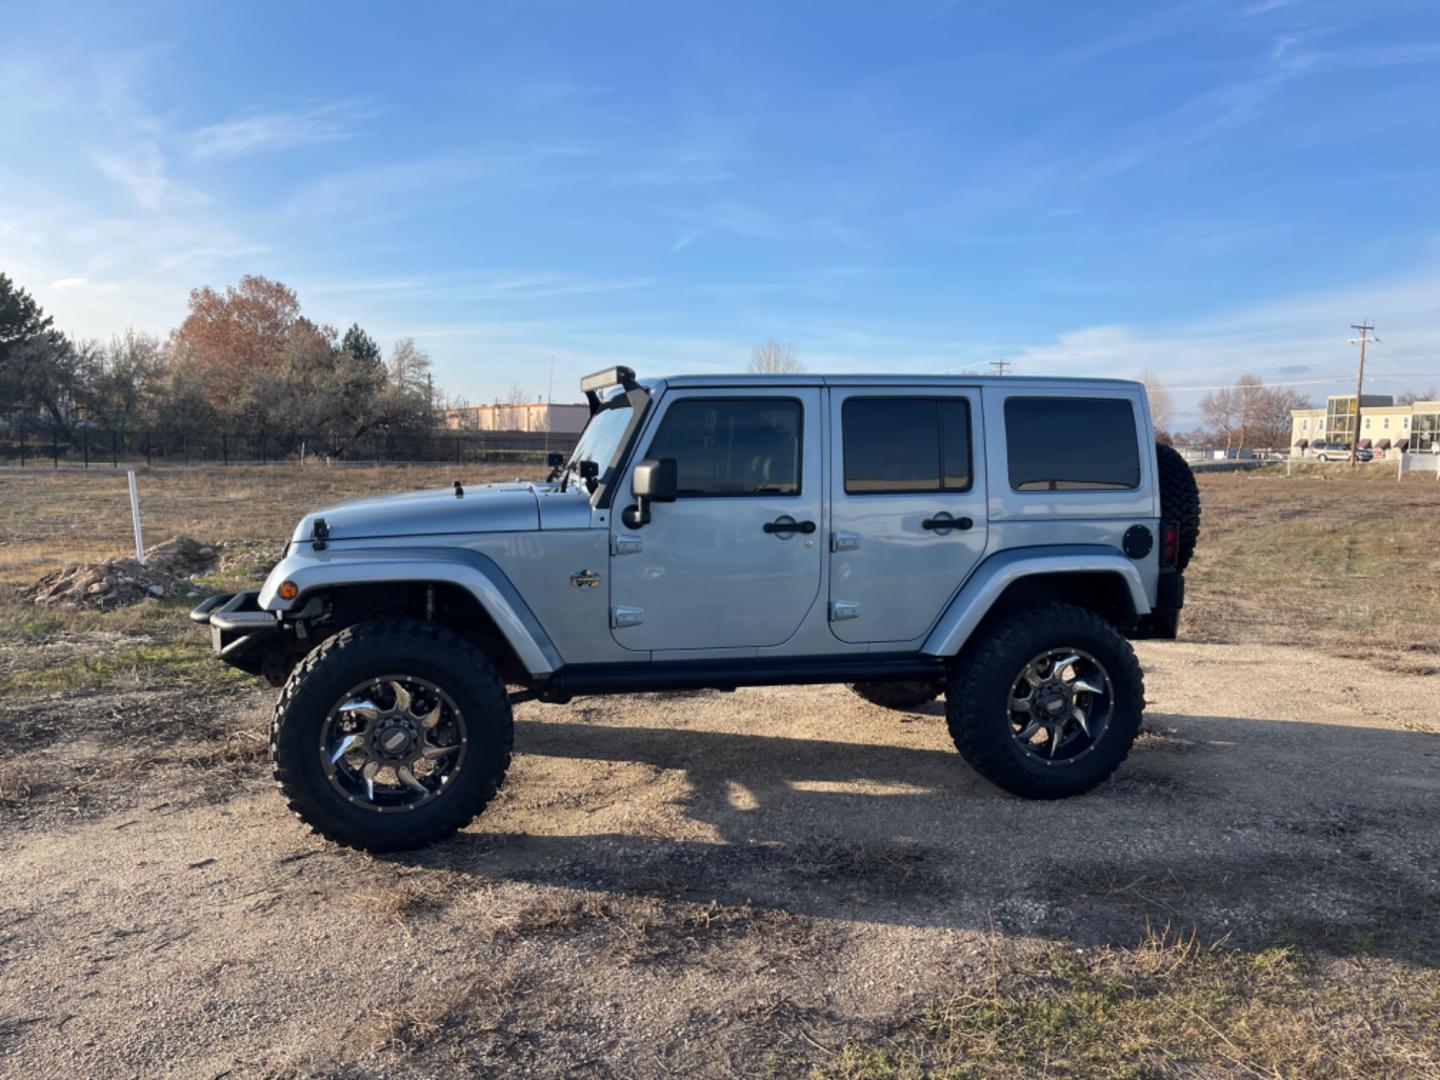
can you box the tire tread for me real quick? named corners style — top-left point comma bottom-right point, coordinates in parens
top-left (269, 618), bottom-right (512, 853)
top-left (947, 602), bottom-right (1144, 799)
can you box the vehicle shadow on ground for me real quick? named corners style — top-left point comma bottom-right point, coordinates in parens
top-left (396, 712), bottom-right (1440, 964)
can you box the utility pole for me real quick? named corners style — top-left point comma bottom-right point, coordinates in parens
top-left (544, 355), bottom-right (555, 457)
top-left (1346, 322), bottom-right (1379, 466)
top-left (990, 359), bottom-right (1011, 376)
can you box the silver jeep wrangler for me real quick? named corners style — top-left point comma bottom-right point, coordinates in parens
top-left (194, 367), bottom-right (1200, 851)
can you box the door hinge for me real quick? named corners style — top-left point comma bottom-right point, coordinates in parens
top-left (611, 606), bottom-right (644, 628)
top-left (831, 531), bottom-right (861, 553)
top-left (829, 601), bottom-right (861, 622)
top-left (610, 534), bottom-right (643, 556)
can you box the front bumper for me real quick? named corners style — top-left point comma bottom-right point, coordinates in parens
top-left (191, 589), bottom-right (286, 679)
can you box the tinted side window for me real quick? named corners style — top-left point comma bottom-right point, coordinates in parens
top-left (1004, 397), bottom-right (1141, 491)
top-left (647, 397), bottom-right (801, 496)
top-left (843, 397), bottom-right (973, 494)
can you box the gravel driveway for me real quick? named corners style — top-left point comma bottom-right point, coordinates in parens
top-left (2, 640), bottom-right (1437, 1077)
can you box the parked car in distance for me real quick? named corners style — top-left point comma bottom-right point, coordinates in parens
top-left (194, 367), bottom-right (1201, 852)
top-left (1310, 441), bottom-right (1371, 462)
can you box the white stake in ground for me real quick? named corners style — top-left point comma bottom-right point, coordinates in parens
top-left (128, 469), bottom-right (145, 565)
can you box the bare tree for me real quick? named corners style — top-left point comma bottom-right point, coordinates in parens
top-left (1251, 385), bottom-right (1311, 448)
top-left (747, 338), bottom-right (803, 375)
top-left (1199, 386), bottom-right (1239, 451)
top-left (1398, 386), bottom-right (1439, 406)
top-left (1198, 376), bottom-right (1309, 450)
top-left (387, 337), bottom-right (431, 395)
top-left (503, 383), bottom-right (528, 406)
top-left (1138, 369), bottom-right (1173, 434)
top-left (1234, 375), bottom-right (1266, 451)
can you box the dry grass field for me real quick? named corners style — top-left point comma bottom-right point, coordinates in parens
top-left (1, 462), bottom-right (1437, 1078)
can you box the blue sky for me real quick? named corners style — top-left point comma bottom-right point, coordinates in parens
top-left (3, 0), bottom-right (1439, 422)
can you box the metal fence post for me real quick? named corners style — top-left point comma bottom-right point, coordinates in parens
top-left (222, 432), bottom-right (229, 466)
top-left (145, 431), bottom-right (152, 468)
top-left (111, 430), bottom-right (118, 468)
top-left (260, 430), bottom-right (267, 466)
top-left (18, 427), bottom-right (25, 467)
top-left (183, 432), bottom-right (189, 466)
top-left (83, 427), bottom-right (89, 468)
top-left (52, 432), bottom-right (59, 468)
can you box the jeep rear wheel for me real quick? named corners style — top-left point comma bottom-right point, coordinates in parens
top-left (271, 619), bottom-right (513, 852)
top-left (946, 602), bottom-right (1144, 799)
top-left (849, 681), bottom-right (942, 712)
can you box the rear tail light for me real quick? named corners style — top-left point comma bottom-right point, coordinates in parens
top-left (1160, 520), bottom-right (1179, 568)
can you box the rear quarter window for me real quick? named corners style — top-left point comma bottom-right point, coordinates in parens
top-left (1004, 397), bottom-right (1141, 491)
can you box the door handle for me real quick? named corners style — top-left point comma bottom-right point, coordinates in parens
top-left (763, 518), bottom-right (816, 535)
top-left (922, 515), bottom-right (973, 532)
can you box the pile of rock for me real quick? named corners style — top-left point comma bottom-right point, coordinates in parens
top-left (26, 536), bottom-right (221, 609)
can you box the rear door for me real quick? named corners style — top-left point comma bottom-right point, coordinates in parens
top-left (608, 388), bottom-right (823, 652)
top-left (827, 387), bottom-right (987, 644)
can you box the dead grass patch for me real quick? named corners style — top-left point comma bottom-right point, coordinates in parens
top-left (1186, 471), bottom-right (1440, 674)
top-left (820, 925), bottom-right (1440, 1079)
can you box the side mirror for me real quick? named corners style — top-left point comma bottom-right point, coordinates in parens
top-left (547, 451), bottom-right (565, 469)
top-left (625, 457), bottom-right (677, 528)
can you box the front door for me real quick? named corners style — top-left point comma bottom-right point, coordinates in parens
top-left (609, 388), bottom-right (823, 652)
top-left (828, 388), bottom-right (987, 644)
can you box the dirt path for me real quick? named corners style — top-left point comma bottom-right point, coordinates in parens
top-left (2, 641), bottom-right (1437, 1078)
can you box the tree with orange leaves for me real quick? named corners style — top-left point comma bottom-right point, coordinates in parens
top-left (170, 275), bottom-right (301, 410)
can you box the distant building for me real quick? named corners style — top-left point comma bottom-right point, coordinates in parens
top-left (441, 401), bottom-right (589, 434)
top-left (1291, 394), bottom-right (1440, 452)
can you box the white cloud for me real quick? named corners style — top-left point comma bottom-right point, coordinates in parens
top-left (192, 102), bottom-right (367, 160)
top-left (50, 277), bottom-right (89, 289)
top-left (1010, 268), bottom-right (1440, 412)
top-left (1238, 0), bottom-right (1296, 17)
top-left (284, 144), bottom-right (589, 217)
top-left (93, 142), bottom-right (208, 212)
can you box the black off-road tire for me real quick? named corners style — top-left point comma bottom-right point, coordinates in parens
top-left (947, 603), bottom-right (1144, 799)
top-left (849, 681), bottom-right (943, 711)
top-left (1155, 442), bottom-right (1201, 571)
top-left (270, 619), bottom-right (513, 853)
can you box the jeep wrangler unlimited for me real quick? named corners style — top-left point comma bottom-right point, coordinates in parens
top-left (194, 368), bottom-right (1199, 852)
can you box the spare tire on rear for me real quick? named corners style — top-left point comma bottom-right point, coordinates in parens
top-left (1154, 442), bottom-right (1200, 571)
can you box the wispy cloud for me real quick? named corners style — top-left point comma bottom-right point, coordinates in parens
top-left (1239, 0), bottom-right (1296, 17)
top-left (284, 144), bottom-right (590, 217)
top-left (192, 101), bottom-right (369, 159)
top-left (1010, 267), bottom-right (1440, 410)
top-left (93, 142), bottom-right (208, 212)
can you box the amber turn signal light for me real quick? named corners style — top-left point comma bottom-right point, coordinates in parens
top-left (278, 580), bottom-right (299, 601)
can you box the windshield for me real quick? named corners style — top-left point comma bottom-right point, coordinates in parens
top-left (564, 395), bottom-right (635, 492)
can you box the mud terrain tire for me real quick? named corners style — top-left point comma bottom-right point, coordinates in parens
top-left (947, 602), bottom-right (1144, 799)
top-left (271, 619), bottom-right (512, 852)
top-left (1155, 442), bottom-right (1201, 571)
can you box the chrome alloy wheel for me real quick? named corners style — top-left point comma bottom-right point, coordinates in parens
top-left (1007, 648), bottom-right (1113, 764)
top-left (320, 676), bottom-right (467, 812)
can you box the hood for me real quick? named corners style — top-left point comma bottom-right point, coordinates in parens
top-left (290, 481), bottom-right (542, 544)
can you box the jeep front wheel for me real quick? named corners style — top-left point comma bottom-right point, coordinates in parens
top-left (946, 603), bottom-right (1144, 799)
top-left (849, 680), bottom-right (942, 712)
top-left (270, 619), bottom-right (513, 852)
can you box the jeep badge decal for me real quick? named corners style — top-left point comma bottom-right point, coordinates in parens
top-left (570, 569), bottom-right (601, 590)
